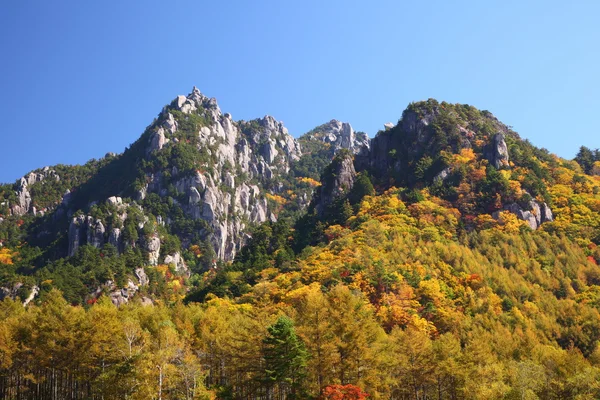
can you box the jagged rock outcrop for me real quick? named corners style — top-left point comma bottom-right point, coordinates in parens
top-left (302, 119), bottom-right (369, 155)
top-left (0, 283), bottom-right (23, 301)
top-left (0, 283), bottom-right (39, 306)
top-left (10, 167), bottom-right (59, 216)
top-left (108, 228), bottom-right (122, 249)
top-left (140, 87), bottom-right (303, 260)
top-left (493, 199), bottom-right (554, 230)
top-left (107, 196), bottom-right (123, 206)
top-left (68, 215), bottom-right (86, 256)
top-left (145, 235), bottom-right (161, 266)
top-left (314, 151), bottom-right (356, 216)
top-left (164, 252), bottom-right (188, 273)
top-left (87, 219), bottom-right (105, 248)
top-left (486, 133), bottom-right (510, 169)
top-left (23, 285), bottom-right (39, 306)
top-left (68, 215), bottom-right (107, 256)
top-left (356, 106), bottom-right (438, 176)
top-left (89, 268), bottom-right (150, 306)
top-left (135, 267), bottom-right (149, 286)
top-left (4, 87), bottom-right (372, 264)
top-left (108, 280), bottom-right (139, 307)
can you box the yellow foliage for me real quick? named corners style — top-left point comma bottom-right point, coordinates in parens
top-left (265, 193), bottom-right (287, 205)
top-left (0, 248), bottom-right (15, 265)
top-left (494, 211), bottom-right (529, 234)
top-left (453, 148), bottom-right (476, 164)
top-left (155, 264), bottom-right (170, 276)
top-left (296, 177), bottom-right (321, 187)
top-left (499, 170), bottom-right (512, 181)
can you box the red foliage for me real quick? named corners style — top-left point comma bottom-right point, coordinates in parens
top-left (587, 256), bottom-right (597, 265)
top-left (321, 384), bottom-right (369, 400)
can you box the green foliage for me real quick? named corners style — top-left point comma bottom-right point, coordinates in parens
top-left (261, 316), bottom-right (308, 398)
top-left (575, 145), bottom-right (600, 174)
top-left (347, 172), bottom-right (374, 206)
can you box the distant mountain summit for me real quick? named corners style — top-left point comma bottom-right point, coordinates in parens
top-left (0, 87), bottom-right (360, 268)
top-left (299, 119), bottom-right (369, 155)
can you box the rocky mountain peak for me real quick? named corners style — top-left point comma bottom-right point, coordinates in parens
top-left (301, 119), bottom-right (369, 155)
top-left (65, 87), bottom-right (307, 262)
top-left (355, 99), bottom-right (553, 230)
top-left (314, 150), bottom-right (356, 217)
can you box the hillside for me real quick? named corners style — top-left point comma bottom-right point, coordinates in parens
top-left (2, 93), bottom-right (600, 399)
top-left (0, 87), bottom-right (363, 304)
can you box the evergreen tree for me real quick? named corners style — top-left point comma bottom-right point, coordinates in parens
top-left (575, 146), bottom-right (596, 174)
top-left (347, 172), bottom-right (375, 206)
top-left (262, 316), bottom-right (308, 399)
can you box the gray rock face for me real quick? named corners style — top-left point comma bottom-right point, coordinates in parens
top-left (540, 202), bottom-right (554, 223)
top-left (135, 267), bottom-right (149, 286)
top-left (87, 219), bottom-right (105, 249)
top-left (315, 152), bottom-right (356, 217)
top-left (355, 108), bottom-right (437, 176)
top-left (302, 119), bottom-right (370, 155)
top-left (68, 215), bottom-right (86, 256)
top-left (107, 196), bottom-right (123, 206)
top-left (68, 216), bottom-right (105, 256)
top-left (108, 228), bottom-right (122, 250)
top-left (0, 283), bottom-right (38, 306)
top-left (486, 133), bottom-right (510, 169)
top-left (164, 252), bottom-right (188, 274)
top-left (140, 88), bottom-right (304, 261)
top-left (23, 285), bottom-right (39, 306)
top-left (145, 236), bottom-right (161, 266)
top-left (108, 280), bottom-right (139, 307)
top-left (493, 199), bottom-right (554, 230)
top-left (434, 167), bottom-right (452, 184)
top-left (11, 167), bottom-right (59, 216)
top-left (0, 282), bottom-right (23, 301)
top-left (148, 128), bottom-right (167, 153)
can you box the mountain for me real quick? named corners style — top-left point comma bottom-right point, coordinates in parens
top-left (2, 91), bottom-right (600, 399)
top-left (0, 87), bottom-right (361, 302)
top-left (300, 119), bottom-right (369, 156)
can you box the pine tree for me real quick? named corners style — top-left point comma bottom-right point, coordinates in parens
top-left (262, 316), bottom-right (308, 399)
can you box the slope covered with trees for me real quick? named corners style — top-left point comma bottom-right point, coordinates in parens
top-left (1, 96), bottom-right (600, 399)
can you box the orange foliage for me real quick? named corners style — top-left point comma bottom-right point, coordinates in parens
top-left (321, 384), bottom-right (369, 400)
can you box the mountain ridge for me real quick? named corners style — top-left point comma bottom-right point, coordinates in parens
top-left (0, 88), bottom-right (598, 308)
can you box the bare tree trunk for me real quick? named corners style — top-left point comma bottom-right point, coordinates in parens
top-left (158, 365), bottom-right (163, 400)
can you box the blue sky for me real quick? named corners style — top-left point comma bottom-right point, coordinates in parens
top-left (1, 1), bottom-right (599, 183)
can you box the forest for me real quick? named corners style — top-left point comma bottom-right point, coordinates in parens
top-left (2, 99), bottom-right (600, 399)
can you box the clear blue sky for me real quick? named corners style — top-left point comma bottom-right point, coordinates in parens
top-left (1, 1), bottom-right (599, 183)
